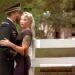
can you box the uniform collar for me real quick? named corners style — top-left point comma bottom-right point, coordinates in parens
top-left (6, 17), bottom-right (17, 33)
top-left (7, 17), bottom-right (14, 24)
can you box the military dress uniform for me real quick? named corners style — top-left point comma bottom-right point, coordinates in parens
top-left (0, 3), bottom-right (21, 75)
top-left (0, 18), bottom-right (18, 75)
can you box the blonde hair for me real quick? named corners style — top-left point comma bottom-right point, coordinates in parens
top-left (22, 12), bottom-right (35, 39)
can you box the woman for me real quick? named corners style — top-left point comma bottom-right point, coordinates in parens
top-left (0, 12), bottom-right (35, 75)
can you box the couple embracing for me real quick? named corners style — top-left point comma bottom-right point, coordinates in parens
top-left (0, 3), bottom-right (34, 75)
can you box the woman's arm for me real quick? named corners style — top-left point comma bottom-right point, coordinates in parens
top-left (0, 35), bottom-right (32, 56)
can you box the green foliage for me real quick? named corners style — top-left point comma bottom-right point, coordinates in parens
top-left (21, 0), bottom-right (74, 37)
top-left (0, 0), bottom-right (74, 36)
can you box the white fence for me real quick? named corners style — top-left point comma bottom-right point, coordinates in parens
top-left (29, 39), bottom-right (75, 75)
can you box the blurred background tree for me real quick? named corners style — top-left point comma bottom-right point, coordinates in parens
top-left (0, 0), bottom-right (75, 38)
top-left (21, 0), bottom-right (74, 38)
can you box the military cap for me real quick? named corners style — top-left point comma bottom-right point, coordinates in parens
top-left (4, 3), bottom-right (22, 14)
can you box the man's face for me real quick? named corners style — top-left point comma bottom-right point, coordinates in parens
top-left (15, 11), bottom-right (22, 24)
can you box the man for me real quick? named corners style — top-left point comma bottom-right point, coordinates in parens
top-left (0, 3), bottom-right (22, 75)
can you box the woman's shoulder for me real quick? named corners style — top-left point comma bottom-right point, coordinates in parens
top-left (22, 29), bottom-right (32, 37)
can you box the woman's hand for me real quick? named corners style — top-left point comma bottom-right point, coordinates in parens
top-left (0, 38), bottom-right (12, 47)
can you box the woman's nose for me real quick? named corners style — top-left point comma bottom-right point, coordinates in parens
top-left (20, 20), bottom-right (24, 23)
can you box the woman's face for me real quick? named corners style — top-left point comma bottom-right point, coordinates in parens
top-left (20, 15), bottom-right (30, 29)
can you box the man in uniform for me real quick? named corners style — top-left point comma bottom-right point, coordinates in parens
top-left (0, 3), bottom-right (22, 75)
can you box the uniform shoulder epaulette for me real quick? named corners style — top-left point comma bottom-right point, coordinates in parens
top-left (1, 22), bottom-right (9, 25)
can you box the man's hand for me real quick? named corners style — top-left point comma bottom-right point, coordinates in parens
top-left (0, 38), bottom-right (12, 47)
